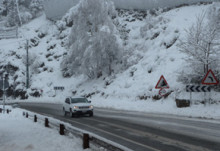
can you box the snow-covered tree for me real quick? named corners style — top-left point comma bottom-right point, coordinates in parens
top-left (208, 2), bottom-right (220, 30)
top-left (3, 0), bottom-right (20, 26)
top-left (178, 11), bottom-right (220, 84)
top-left (61, 0), bottom-right (123, 78)
top-left (2, 0), bottom-right (43, 26)
top-left (29, 0), bottom-right (44, 18)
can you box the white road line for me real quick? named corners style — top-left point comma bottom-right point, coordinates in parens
top-left (86, 118), bottom-right (212, 151)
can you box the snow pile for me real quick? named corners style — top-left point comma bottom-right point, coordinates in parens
top-left (0, 107), bottom-right (91, 151)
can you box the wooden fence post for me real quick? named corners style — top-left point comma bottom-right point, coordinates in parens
top-left (60, 124), bottom-right (65, 135)
top-left (45, 118), bottom-right (49, 127)
top-left (83, 133), bottom-right (90, 149)
top-left (34, 115), bottom-right (37, 122)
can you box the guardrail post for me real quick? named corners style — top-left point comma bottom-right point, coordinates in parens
top-left (34, 115), bottom-right (37, 122)
top-left (83, 133), bottom-right (90, 149)
top-left (26, 112), bottom-right (28, 118)
top-left (45, 118), bottom-right (49, 127)
top-left (60, 124), bottom-right (65, 135)
top-left (0, 108), bottom-right (2, 113)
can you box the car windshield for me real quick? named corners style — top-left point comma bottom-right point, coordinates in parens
top-left (71, 98), bottom-right (88, 103)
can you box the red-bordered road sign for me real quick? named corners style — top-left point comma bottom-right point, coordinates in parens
top-left (202, 69), bottom-right (219, 85)
top-left (155, 75), bottom-right (169, 89)
top-left (159, 88), bottom-right (167, 96)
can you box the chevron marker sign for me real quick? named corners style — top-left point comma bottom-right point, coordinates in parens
top-left (186, 85), bottom-right (211, 92)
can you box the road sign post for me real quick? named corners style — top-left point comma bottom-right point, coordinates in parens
top-left (202, 69), bottom-right (219, 105)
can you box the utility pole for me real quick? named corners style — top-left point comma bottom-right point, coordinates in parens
top-left (26, 40), bottom-right (29, 89)
top-left (3, 73), bottom-right (5, 113)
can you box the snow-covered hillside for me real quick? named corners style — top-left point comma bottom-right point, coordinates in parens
top-left (1, 2), bottom-right (220, 118)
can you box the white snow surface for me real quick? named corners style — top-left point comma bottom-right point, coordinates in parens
top-left (0, 107), bottom-right (91, 151)
top-left (1, 3), bottom-right (220, 119)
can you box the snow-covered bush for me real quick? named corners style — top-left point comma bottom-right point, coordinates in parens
top-left (37, 25), bottom-right (48, 38)
top-left (31, 59), bottom-right (44, 74)
top-left (61, 0), bottom-right (123, 79)
top-left (56, 20), bottom-right (66, 32)
top-left (22, 52), bottom-right (38, 68)
top-left (140, 14), bottom-right (168, 39)
top-left (29, 0), bottom-right (44, 18)
top-left (20, 11), bottom-right (32, 23)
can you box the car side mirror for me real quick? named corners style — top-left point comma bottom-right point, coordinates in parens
top-left (88, 101), bottom-right (91, 103)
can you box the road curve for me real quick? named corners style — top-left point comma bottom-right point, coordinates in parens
top-left (18, 102), bottom-right (220, 151)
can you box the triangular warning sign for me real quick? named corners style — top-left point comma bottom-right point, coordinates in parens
top-left (202, 69), bottom-right (219, 85)
top-left (155, 75), bottom-right (169, 89)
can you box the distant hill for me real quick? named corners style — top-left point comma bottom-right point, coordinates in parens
top-left (44, 0), bottom-right (216, 20)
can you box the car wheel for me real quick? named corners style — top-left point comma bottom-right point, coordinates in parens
top-left (89, 112), bottom-right (93, 117)
top-left (63, 108), bottom-right (66, 116)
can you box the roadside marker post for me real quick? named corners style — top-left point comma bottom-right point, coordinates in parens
top-left (60, 124), bottom-right (65, 135)
top-left (45, 118), bottom-right (49, 127)
top-left (83, 133), bottom-right (90, 149)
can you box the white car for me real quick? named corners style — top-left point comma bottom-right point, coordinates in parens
top-left (63, 97), bottom-right (93, 117)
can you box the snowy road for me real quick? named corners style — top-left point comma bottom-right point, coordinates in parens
top-left (18, 102), bottom-right (220, 151)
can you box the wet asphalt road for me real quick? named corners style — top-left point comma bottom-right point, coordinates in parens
top-left (18, 102), bottom-right (220, 151)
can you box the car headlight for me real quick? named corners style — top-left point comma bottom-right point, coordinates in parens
top-left (73, 106), bottom-right (79, 109)
top-left (89, 105), bottom-right (93, 109)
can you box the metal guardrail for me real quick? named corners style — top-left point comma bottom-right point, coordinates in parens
top-left (22, 111), bottom-right (126, 151)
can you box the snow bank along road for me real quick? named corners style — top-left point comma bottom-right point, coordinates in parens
top-left (18, 102), bottom-right (220, 151)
